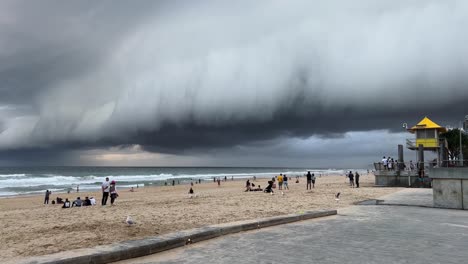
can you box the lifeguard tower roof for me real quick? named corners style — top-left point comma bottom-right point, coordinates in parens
top-left (407, 116), bottom-right (447, 133)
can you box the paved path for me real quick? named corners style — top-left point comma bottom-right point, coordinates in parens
top-left (117, 190), bottom-right (468, 264)
top-left (377, 188), bottom-right (433, 207)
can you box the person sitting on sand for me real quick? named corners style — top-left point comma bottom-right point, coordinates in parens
top-left (188, 187), bottom-right (196, 198)
top-left (62, 198), bottom-right (71, 208)
top-left (89, 197), bottom-right (96, 205)
top-left (249, 185), bottom-right (263, 192)
top-left (264, 181), bottom-right (274, 193)
top-left (72, 197), bottom-right (83, 207)
top-left (129, 187), bottom-right (135, 192)
top-left (245, 180), bottom-right (251, 192)
top-left (83, 197), bottom-right (91, 206)
top-left (56, 197), bottom-right (63, 204)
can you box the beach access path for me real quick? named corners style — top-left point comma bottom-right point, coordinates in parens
top-left (118, 189), bottom-right (468, 264)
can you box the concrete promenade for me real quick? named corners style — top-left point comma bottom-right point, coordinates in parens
top-left (118, 189), bottom-right (468, 264)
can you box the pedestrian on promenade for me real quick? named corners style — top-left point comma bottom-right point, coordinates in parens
top-left (306, 171), bottom-right (312, 190)
top-left (355, 172), bottom-right (360, 188)
top-left (101, 177), bottom-right (110, 205)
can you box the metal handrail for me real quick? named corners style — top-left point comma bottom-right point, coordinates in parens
top-left (434, 160), bottom-right (468, 168)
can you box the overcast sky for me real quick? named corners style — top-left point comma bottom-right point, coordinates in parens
top-left (0, 0), bottom-right (466, 168)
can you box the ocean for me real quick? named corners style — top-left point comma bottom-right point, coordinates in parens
top-left (0, 166), bottom-right (361, 197)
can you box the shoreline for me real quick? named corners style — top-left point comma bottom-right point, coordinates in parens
top-left (0, 173), bottom-right (397, 262)
top-left (0, 172), bottom-right (351, 198)
top-left (0, 167), bottom-right (366, 197)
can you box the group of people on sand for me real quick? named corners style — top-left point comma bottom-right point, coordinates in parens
top-left (250, 171), bottom-right (318, 194)
top-left (61, 196), bottom-right (96, 208)
top-left (245, 179), bottom-right (263, 192)
top-left (43, 176), bottom-right (121, 207)
top-left (346, 171), bottom-right (360, 188)
top-left (44, 189), bottom-right (97, 208)
top-left (101, 177), bottom-right (119, 206)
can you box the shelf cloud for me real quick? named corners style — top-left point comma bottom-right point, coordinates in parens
top-left (0, 0), bottom-right (467, 165)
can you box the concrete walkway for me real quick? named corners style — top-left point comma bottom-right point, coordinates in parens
top-left (377, 188), bottom-right (433, 207)
top-left (117, 189), bottom-right (468, 264)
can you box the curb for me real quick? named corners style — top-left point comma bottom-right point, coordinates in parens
top-left (18, 209), bottom-right (336, 264)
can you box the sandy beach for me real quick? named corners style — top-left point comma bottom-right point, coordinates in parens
top-left (0, 174), bottom-right (402, 262)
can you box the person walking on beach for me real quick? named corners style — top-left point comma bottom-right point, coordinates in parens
top-left (306, 171), bottom-right (312, 190)
top-left (101, 177), bottom-right (110, 205)
top-left (355, 171), bottom-right (360, 188)
top-left (44, 190), bottom-right (51, 204)
top-left (110, 181), bottom-right (118, 205)
top-left (283, 174), bottom-right (289, 190)
top-left (348, 171), bottom-right (354, 187)
top-left (217, 178), bottom-right (221, 186)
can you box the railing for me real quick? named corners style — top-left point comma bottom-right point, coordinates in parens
top-left (374, 160), bottom-right (468, 172)
top-left (433, 160), bottom-right (468, 168)
top-left (374, 161), bottom-right (421, 172)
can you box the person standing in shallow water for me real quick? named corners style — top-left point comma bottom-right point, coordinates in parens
top-left (101, 177), bottom-right (110, 205)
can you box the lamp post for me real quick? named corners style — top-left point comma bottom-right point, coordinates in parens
top-left (460, 121), bottom-right (464, 166)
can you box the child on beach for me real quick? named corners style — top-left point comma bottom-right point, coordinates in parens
top-left (188, 187), bottom-right (195, 198)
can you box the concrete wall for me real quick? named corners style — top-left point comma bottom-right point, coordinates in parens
top-left (432, 179), bottom-right (463, 209)
top-left (374, 171), bottom-right (420, 187)
top-left (428, 168), bottom-right (468, 210)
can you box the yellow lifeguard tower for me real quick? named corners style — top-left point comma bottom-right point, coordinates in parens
top-left (406, 116), bottom-right (447, 150)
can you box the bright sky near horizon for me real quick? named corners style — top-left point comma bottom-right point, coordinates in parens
top-left (0, 0), bottom-right (466, 167)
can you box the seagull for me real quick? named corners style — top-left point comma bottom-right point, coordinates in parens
top-left (335, 192), bottom-right (341, 202)
top-left (281, 191), bottom-right (285, 196)
top-left (126, 215), bottom-right (136, 226)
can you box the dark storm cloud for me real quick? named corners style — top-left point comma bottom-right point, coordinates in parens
top-left (0, 0), bottom-right (468, 157)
